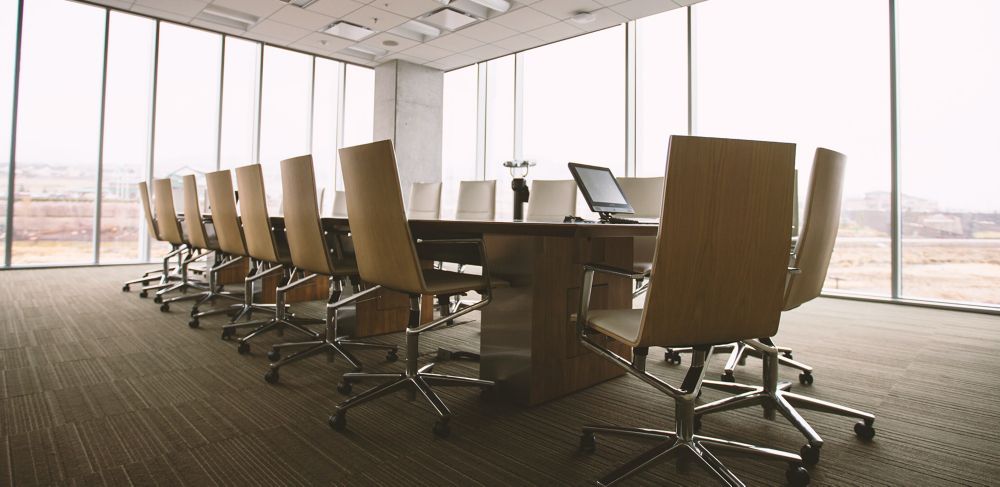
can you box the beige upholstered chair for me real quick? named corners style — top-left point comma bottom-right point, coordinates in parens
top-left (149, 178), bottom-right (208, 304)
top-left (695, 148), bottom-right (875, 468)
top-left (262, 155), bottom-right (398, 384)
top-left (408, 181), bottom-right (442, 219)
top-left (222, 163), bottom-right (323, 354)
top-left (616, 176), bottom-right (663, 296)
top-left (331, 190), bottom-right (348, 218)
top-left (455, 180), bottom-right (496, 220)
top-left (525, 179), bottom-right (577, 222)
top-left (122, 181), bottom-right (184, 296)
top-left (330, 139), bottom-right (494, 438)
top-left (576, 136), bottom-right (810, 486)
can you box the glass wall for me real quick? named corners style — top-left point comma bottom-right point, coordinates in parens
top-left (339, 64), bottom-right (375, 191)
top-left (12, 0), bottom-right (105, 264)
top-left (635, 8), bottom-right (688, 177)
top-left (0, 0), bottom-right (374, 267)
top-left (896, 0), bottom-right (1000, 306)
top-left (100, 12), bottom-right (156, 263)
top-left (482, 56), bottom-right (515, 220)
top-left (441, 65), bottom-right (478, 218)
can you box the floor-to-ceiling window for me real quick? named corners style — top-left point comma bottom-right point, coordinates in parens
top-left (259, 46), bottom-right (312, 214)
top-left (441, 65), bottom-right (479, 218)
top-left (219, 37), bottom-right (260, 170)
top-left (338, 64), bottom-right (375, 191)
top-left (312, 57), bottom-right (342, 216)
top-left (692, 0), bottom-right (891, 296)
top-left (896, 0), bottom-right (1000, 306)
top-left (482, 55), bottom-right (515, 220)
top-left (99, 12), bottom-right (156, 263)
top-left (635, 8), bottom-right (688, 177)
top-left (11, 0), bottom-right (105, 264)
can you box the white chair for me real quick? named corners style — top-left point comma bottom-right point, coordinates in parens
top-left (455, 180), bottom-right (496, 220)
top-left (332, 190), bottom-right (348, 218)
top-left (526, 179), bottom-right (576, 222)
top-left (618, 177), bottom-right (664, 293)
top-left (408, 181), bottom-right (442, 219)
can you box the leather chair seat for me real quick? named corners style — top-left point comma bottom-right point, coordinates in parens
top-left (586, 308), bottom-right (643, 345)
top-left (421, 269), bottom-right (489, 295)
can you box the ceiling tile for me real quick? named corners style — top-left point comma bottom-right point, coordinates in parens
top-left (400, 43), bottom-right (453, 61)
top-left (267, 5), bottom-right (335, 31)
top-left (190, 18), bottom-right (247, 35)
top-left (575, 7), bottom-right (627, 31)
top-left (342, 5), bottom-right (408, 32)
top-left (609, 0), bottom-right (681, 19)
top-left (427, 53), bottom-right (477, 71)
top-left (250, 19), bottom-right (312, 43)
top-left (463, 43), bottom-right (509, 61)
top-left (593, 0), bottom-right (627, 5)
top-left (133, 0), bottom-right (208, 17)
top-left (491, 7), bottom-right (559, 32)
top-left (530, 0), bottom-right (602, 20)
top-left (455, 20), bottom-right (518, 43)
top-left (90, 0), bottom-right (134, 9)
top-left (360, 32), bottom-right (421, 52)
top-left (528, 19), bottom-right (582, 42)
top-left (382, 52), bottom-right (430, 65)
top-left (368, 0), bottom-right (443, 19)
top-left (306, 0), bottom-right (365, 18)
top-left (673, 0), bottom-right (704, 5)
top-left (295, 32), bottom-right (357, 53)
top-left (244, 30), bottom-right (290, 46)
top-left (493, 33), bottom-right (543, 51)
top-left (130, 4), bottom-right (198, 23)
top-left (423, 33), bottom-right (484, 53)
top-left (208, 0), bottom-right (284, 19)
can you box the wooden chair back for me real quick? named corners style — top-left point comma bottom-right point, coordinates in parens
top-left (234, 164), bottom-right (280, 263)
top-left (617, 176), bottom-right (664, 219)
top-left (526, 179), bottom-right (577, 221)
top-left (181, 175), bottom-right (211, 249)
top-left (331, 190), bottom-right (348, 218)
top-left (280, 155), bottom-right (337, 276)
top-left (137, 181), bottom-right (159, 240)
top-left (456, 180), bottom-right (496, 220)
top-left (784, 148), bottom-right (847, 310)
top-left (205, 169), bottom-right (247, 257)
top-left (152, 178), bottom-right (185, 246)
top-left (637, 136), bottom-right (796, 347)
top-left (338, 140), bottom-right (426, 294)
top-left (408, 182), bottom-right (442, 219)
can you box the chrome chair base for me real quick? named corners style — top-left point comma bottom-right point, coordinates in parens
top-left (665, 340), bottom-right (812, 384)
top-left (696, 341), bottom-right (875, 466)
top-left (221, 268), bottom-right (323, 354)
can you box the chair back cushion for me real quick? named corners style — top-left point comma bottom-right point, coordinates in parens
top-left (280, 155), bottom-right (336, 275)
top-left (456, 180), bottom-right (496, 220)
top-left (137, 181), bottom-right (159, 240)
top-left (637, 136), bottom-right (795, 347)
top-left (408, 181), bottom-right (442, 219)
top-left (784, 148), bottom-right (846, 310)
top-left (617, 177), bottom-right (664, 219)
top-left (526, 179), bottom-right (577, 221)
top-left (182, 175), bottom-right (211, 249)
top-left (339, 140), bottom-right (426, 294)
top-left (152, 178), bottom-right (185, 245)
top-left (234, 164), bottom-right (280, 263)
top-left (205, 169), bottom-right (247, 256)
top-left (332, 190), bottom-right (348, 218)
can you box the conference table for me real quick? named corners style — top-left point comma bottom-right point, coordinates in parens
top-left (325, 217), bottom-right (659, 406)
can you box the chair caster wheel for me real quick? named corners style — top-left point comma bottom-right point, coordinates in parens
top-left (188, 319), bottom-right (199, 329)
top-left (386, 349), bottom-right (398, 362)
top-left (329, 412), bottom-right (346, 431)
top-left (264, 368), bottom-right (279, 384)
top-left (664, 350), bottom-right (682, 365)
top-left (721, 371), bottom-right (735, 383)
top-left (693, 415), bottom-right (703, 433)
top-left (160, 303), bottom-right (170, 313)
top-left (220, 328), bottom-right (235, 340)
top-left (854, 420), bottom-right (875, 441)
top-left (433, 419), bottom-right (451, 438)
top-left (267, 349), bottom-right (281, 362)
top-left (153, 295), bottom-right (162, 304)
top-left (579, 432), bottom-right (596, 453)
top-left (786, 464), bottom-right (810, 486)
top-left (122, 285), bottom-right (130, 292)
top-left (190, 308), bottom-right (199, 317)
top-left (237, 342), bottom-right (250, 354)
top-left (799, 443), bottom-right (820, 467)
top-left (799, 372), bottom-right (813, 385)
top-left (337, 381), bottom-right (352, 395)
top-left (139, 291), bottom-right (148, 298)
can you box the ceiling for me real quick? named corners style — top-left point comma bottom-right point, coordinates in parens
top-left (82, 0), bottom-right (702, 70)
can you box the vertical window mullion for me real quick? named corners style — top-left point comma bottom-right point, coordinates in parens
top-left (93, 9), bottom-right (110, 264)
top-left (888, 0), bottom-right (902, 299)
top-left (4, 0), bottom-right (24, 267)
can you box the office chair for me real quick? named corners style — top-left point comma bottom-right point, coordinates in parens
top-left (331, 190), bottom-right (348, 218)
top-left (148, 178), bottom-right (208, 305)
top-left (526, 179), bottom-right (577, 222)
top-left (576, 135), bottom-right (809, 486)
top-left (694, 148), bottom-right (875, 467)
top-left (329, 140), bottom-right (494, 438)
top-left (263, 155), bottom-right (398, 383)
top-left (455, 180), bottom-right (496, 220)
top-left (408, 181), bottom-right (442, 219)
top-left (220, 164), bottom-right (323, 354)
top-left (122, 181), bottom-right (183, 296)
top-left (616, 176), bottom-right (663, 297)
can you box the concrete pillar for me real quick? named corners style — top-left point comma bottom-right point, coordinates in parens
top-left (373, 60), bottom-right (443, 204)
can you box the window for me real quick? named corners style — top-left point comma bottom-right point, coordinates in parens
top-left (635, 8), bottom-right (688, 177)
top-left (692, 0), bottom-right (891, 296)
top-left (12, 0), bottom-right (105, 264)
top-left (259, 46), bottom-right (312, 213)
top-left (339, 64), bottom-right (374, 190)
top-left (0, 0), bottom-right (18, 266)
top-left (312, 58), bottom-right (341, 215)
top-left (482, 56), bottom-right (515, 220)
top-left (219, 37), bottom-right (260, 170)
top-left (521, 26), bottom-right (626, 217)
top-left (441, 65), bottom-right (479, 218)
top-left (100, 12), bottom-right (156, 263)
top-left (897, 0), bottom-right (1000, 306)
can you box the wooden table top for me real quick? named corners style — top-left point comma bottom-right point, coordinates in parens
top-left (320, 217), bottom-right (660, 238)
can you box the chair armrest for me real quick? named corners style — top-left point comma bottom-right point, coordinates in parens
top-left (583, 263), bottom-right (647, 280)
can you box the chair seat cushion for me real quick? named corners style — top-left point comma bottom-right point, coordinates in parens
top-left (422, 269), bottom-right (489, 295)
top-left (587, 309), bottom-right (643, 345)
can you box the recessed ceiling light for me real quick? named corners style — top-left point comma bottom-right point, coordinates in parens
top-left (389, 20), bottom-right (442, 42)
top-left (197, 5), bottom-right (259, 31)
top-left (423, 8), bottom-right (478, 31)
top-left (570, 11), bottom-right (596, 25)
top-left (281, 0), bottom-right (320, 8)
top-left (324, 21), bottom-right (376, 41)
top-left (342, 44), bottom-right (388, 61)
top-left (382, 39), bottom-right (399, 47)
